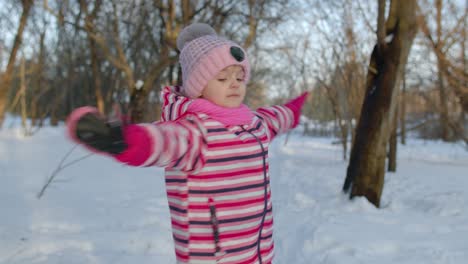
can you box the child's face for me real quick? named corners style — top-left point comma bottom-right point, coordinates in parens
top-left (201, 65), bottom-right (246, 108)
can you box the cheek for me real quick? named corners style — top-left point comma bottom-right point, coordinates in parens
top-left (240, 85), bottom-right (247, 95)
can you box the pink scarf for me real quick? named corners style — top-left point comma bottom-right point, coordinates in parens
top-left (188, 99), bottom-right (254, 126)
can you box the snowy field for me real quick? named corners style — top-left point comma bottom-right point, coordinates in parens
top-left (1, 121), bottom-right (467, 264)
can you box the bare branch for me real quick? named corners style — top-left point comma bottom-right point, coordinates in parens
top-left (37, 145), bottom-right (93, 199)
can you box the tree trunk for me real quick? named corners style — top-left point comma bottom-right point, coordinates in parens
top-left (89, 37), bottom-right (105, 113)
top-left (435, 0), bottom-right (451, 141)
top-left (460, 12), bottom-right (467, 143)
top-left (437, 60), bottom-right (451, 141)
top-left (342, 0), bottom-right (417, 207)
top-left (129, 86), bottom-right (148, 123)
top-left (341, 122), bottom-right (348, 160)
top-left (0, 0), bottom-right (34, 128)
top-left (400, 72), bottom-right (406, 145)
top-left (80, 0), bottom-right (105, 113)
top-left (388, 106), bottom-right (398, 172)
top-left (31, 32), bottom-right (45, 127)
top-left (20, 57), bottom-right (28, 134)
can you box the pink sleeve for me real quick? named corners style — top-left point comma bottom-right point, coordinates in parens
top-left (255, 105), bottom-right (295, 139)
top-left (114, 115), bottom-right (207, 172)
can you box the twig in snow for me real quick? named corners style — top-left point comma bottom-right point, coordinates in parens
top-left (37, 145), bottom-right (93, 199)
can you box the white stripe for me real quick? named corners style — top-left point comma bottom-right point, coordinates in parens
top-left (188, 226), bottom-right (212, 233)
top-left (239, 133), bottom-right (251, 141)
top-left (206, 133), bottom-right (237, 141)
top-left (283, 105), bottom-right (294, 128)
top-left (140, 124), bottom-right (163, 166)
top-left (221, 233), bottom-right (258, 247)
top-left (271, 115), bottom-right (279, 130)
top-left (170, 214), bottom-right (188, 222)
top-left (219, 220), bottom-right (261, 232)
top-left (190, 243), bottom-right (215, 250)
top-left (188, 174), bottom-right (263, 188)
top-left (186, 125), bottom-right (200, 171)
top-left (173, 98), bottom-right (182, 120)
top-left (189, 260), bottom-right (217, 264)
top-left (166, 185), bottom-right (188, 192)
top-left (190, 219), bottom-right (260, 234)
top-left (261, 225), bottom-right (273, 234)
top-left (217, 204), bottom-right (264, 217)
top-left (201, 159), bottom-right (263, 172)
top-left (188, 189), bottom-right (265, 202)
top-left (165, 170), bottom-right (187, 176)
top-left (182, 101), bottom-right (190, 114)
top-left (204, 121), bottom-right (221, 126)
top-left (247, 125), bottom-right (267, 139)
top-left (188, 259), bottom-right (217, 264)
top-left (274, 106), bottom-right (286, 132)
top-left (281, 106), bottom-right (291, 132)
top-left (168, 198), bottom-right (188, 206)
top-left (172, 227), bottom-right (189, 236)
top-left (189, 204), bottom-right (264, 218)
top-left (175, 243), bottom-right (189, 252)
top-left (188, 211), bottom-right (209, 218)
top-left (157, 126), bottom-right (178, 165)
top-left (262, 250), bottom-right (274, 263)
top-left (205, 145), bottom-right (260, 157)
top-left (218, 247), bottom-right (257, 263)
top-left (260, 238), bottom-right (274, 248)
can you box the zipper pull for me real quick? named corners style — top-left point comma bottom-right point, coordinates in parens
top-left (209, 198), bottom-right (226, 259)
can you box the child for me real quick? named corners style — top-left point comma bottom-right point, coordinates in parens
top-left (67, 23), bottom-right (308, 264)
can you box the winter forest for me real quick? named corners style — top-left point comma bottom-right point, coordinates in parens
top-left (0, 0), bottom-right (467, 263)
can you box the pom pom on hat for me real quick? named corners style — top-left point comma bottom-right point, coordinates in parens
top-left (176, 23), bottom-right (250, 98)
top-left (176, 23), bottom-right (217, 51)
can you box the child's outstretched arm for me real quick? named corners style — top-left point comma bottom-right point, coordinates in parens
top-left (256, 92), bottom-right (308, 138)
top-left (67, 107), bottom-right (206, 171)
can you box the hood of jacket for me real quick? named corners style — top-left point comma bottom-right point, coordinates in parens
top-left (160, 86), bottom-right (193, 122)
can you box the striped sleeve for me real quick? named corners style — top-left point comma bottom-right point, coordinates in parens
top-left (161, 86), bottom-right (191, 122)
top-left (255, 105), bottom-right (295, 139)
top-left (115, 115), bottom-right (207, 172)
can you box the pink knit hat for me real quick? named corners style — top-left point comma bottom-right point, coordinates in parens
top-left (177, 23), bottom-right (250, 98)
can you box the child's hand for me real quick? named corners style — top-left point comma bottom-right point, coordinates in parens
top-left (285, 92), bottom-right (309, 128)
top-left (67, 107), bottom-right (127, 154)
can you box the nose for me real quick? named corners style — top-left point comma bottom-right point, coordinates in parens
top-left (230, 78), bottom-right (241, 89)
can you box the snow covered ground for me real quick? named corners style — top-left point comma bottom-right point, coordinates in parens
top-left (0, 122), bottom-right (467, 264)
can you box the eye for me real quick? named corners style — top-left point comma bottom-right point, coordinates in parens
top-left (237, 78), bottom-right (244, 82)
top-left (217, 78), bottom-right (227, 82)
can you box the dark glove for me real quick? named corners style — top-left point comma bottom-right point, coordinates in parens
top-left (74, 112), bottom-right (127, 154)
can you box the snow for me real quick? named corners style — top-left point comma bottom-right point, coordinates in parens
top-left (1, 122), bottom-right (467, 264)
top-left (385, 33), bottom-right (394, 43)
top-left (135, 80), bottom-right (144, 90)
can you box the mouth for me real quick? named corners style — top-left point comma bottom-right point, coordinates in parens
top-left (227, 94), bottom-right (240, 98)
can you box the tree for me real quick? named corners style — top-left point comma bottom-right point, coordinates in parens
top-left (0, 0), bottom-right (34, 128)
top-left (342, 0), bottom-right (418, 207)
top-left (418, 0), bottom-right (468, 143)
top-left (80, 0), bottom-right (105, 114)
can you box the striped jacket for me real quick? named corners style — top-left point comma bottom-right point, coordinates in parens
top-left (118, 86), bottom-right (296, 264)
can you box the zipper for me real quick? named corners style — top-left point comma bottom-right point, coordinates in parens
top-left (242, 126), bottom-right (268, 264)
top-left (209, 198), bottom-right (224, 261)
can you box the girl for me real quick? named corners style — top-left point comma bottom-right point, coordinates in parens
top-left (67, 23), bottom-right (308, 264)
